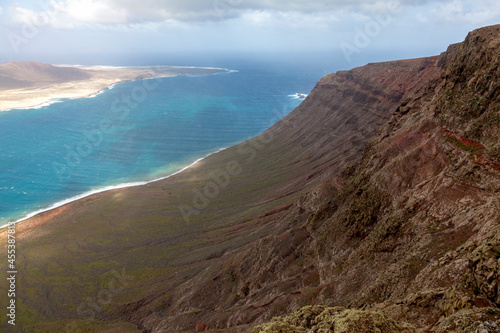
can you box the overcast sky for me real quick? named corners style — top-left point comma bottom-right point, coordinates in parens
top-left (0, 0), bottom-right (499, 68)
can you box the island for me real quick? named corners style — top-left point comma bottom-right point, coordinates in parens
top-left (0, 61), bottom-right (227, 111)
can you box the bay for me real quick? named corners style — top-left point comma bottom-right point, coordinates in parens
top-left (0, 60), bottom-right (322, 225)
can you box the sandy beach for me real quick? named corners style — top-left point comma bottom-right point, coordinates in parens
top-left (0, 64), bottom-right (226, 111)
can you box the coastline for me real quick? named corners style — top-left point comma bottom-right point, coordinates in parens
top-left (0, 64), bottom-right (228, 112)
top-left (0, 63), bottom-right (232, 228)
top-left (0, 82), bottom-right (116, 112)
top-left (0, 147), bottom-right (228, 229)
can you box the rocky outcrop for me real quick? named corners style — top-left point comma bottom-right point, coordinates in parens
top-left (251, 305), bottom-right (416, 333)
top-left (432, 308), bottom-right (500, 332)
top-left (435, 25), bottom-right (500, 155)
top-left (252, 306), bottom-right (500, 333)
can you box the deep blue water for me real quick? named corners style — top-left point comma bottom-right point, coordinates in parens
top-left (0, 60), bottom-right (324, 225)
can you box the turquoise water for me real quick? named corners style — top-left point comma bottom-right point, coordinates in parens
top-left (0, 63), bottom-right (320, 225)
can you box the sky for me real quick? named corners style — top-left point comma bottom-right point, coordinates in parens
top-left (0, 0), bottom-right (499, 69)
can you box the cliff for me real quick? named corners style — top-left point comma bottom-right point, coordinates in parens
top-left (251, 24), bottom-right (500, 332)
top-left (0, 25), bottom-right (499, 333)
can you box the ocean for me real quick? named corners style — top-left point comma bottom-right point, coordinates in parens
top-left (0, 57), bottom-right (331, 226)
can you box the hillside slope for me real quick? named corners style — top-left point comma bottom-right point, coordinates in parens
top-left (0, 25), bottom-right (499, 333)
top-left (0, 46), bottom-right (437, 333)
top-left (0, 61), bottom-right (90, 89)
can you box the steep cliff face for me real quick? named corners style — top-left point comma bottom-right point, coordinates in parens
top-left (248, 24), bottom-right (500, 332)
top-left (436, 25), bottom-right (500, 161)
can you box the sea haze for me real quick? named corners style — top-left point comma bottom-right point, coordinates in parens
top-left (0, 59), bottom-right (323, 225)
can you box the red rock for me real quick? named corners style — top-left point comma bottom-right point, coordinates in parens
top-left (195, 323), bottom-right (206, 331)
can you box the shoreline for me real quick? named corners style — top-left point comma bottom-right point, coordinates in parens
top-left (0, 82), bottom-right (116, 112)
top-left (0, 64), bottom-right (229, 112)
top-left (0, 63), bottom-right (232, 228)
top-left (0, 147), bottom-right (228, 229)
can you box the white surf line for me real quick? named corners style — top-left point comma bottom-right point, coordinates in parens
top-left (0, 83), bottom-right (120, 113)
top-left (85, 83), bottom-right (117, 99)
top-left (0, 147), bottom-right (228, 229)
top-left (0, 99), bottom-right (64, 112)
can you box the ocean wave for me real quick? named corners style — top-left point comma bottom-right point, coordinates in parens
top-left (0, 148), bottom-right (228, 229)
top-left (289, 93), bottom-right (308, 100)
top-left (168, 65), bottom-right (228, 71)
top-left (85, 83), bottom-right (117, 98)
top-left (29, 99), bottom-right (64, 110)
top-left (1, 99), bottom-right (63, 112)
top-left (92, 65), bottom-right (127, 69)
top-left (86, 90), bottom-right (105, 99)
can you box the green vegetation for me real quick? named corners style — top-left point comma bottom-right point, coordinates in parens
top-left (342, 182), bottom-right (390, 238)
top-left (445, 136), bottom-right (483, 155)
top-left (251, 305), bottom-right (416, 333)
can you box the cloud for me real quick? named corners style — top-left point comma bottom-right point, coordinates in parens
top-left (4, 0), bottom-right (408, 28)
top-left (360, 1), bottom-right (401, 14)
top-left (9, 0), bottom-right (130, 29)
top-left (427, 0), bottom-right (500, 24)
top-left (4, 0), bottom-right (500, 32)
top-left (61, 0), bottom-right (129, 24)
top-left (240, 10), bottom-right (339, 30)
